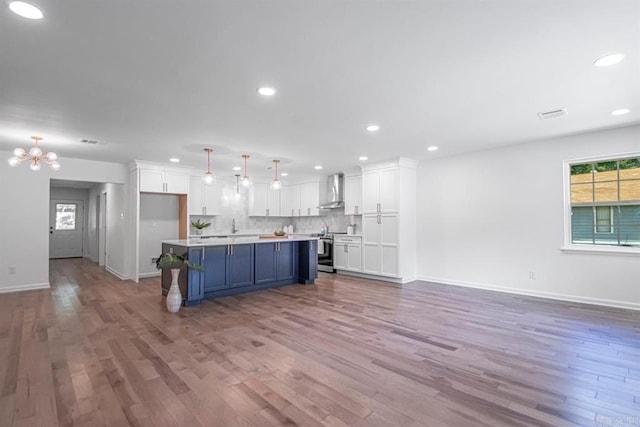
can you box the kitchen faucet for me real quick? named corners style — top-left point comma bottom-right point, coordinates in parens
top-left (232, 218), bottom-right (238, 234)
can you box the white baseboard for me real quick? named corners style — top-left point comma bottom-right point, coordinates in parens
top-left (105, 265), bottom-right (130, 281)
top-left (0, 282), bottom-right (50, 294)
top-left (86, 255), bottom-right (98, 263)
top-left (416, 276), bottom-right (640, 311)
top-left (335, 270), bottom-right (404, 284)
top-left (138, 272), bottom-right (161, 279)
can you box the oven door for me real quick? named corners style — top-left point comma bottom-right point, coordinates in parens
top-left (317, 237), bottom-right (334, 272)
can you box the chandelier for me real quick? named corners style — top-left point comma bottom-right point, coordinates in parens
top-left (8, 136), bottom-right (60, 171)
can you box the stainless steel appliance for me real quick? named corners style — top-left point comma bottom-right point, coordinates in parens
top-left (316, 232), bottom-right (347, 273)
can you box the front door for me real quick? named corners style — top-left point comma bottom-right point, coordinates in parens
top-left (50, 200), bottom-right (84, 258)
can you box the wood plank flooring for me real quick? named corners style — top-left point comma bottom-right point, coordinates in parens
top-left (1, 258), bottom-right (639, 426)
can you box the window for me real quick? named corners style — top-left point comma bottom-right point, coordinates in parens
top-left (567, 155), bottom-right (640, 249)
top-left (55, 203), bottom-right (77, 230)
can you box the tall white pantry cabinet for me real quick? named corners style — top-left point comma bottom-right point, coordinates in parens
top-left (361, 158), bottom-right (417, 282)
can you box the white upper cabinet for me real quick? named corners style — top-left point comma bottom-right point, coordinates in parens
top-left (300, 181), bottom-right (321, 216)
top-left (344, 173), bottom-right (362, 215)
top-left (287, 185), bottom-right (301, 217)
top-left (249, 182), bottom-right (269, 216)
top-left (248, 177), bottom-right (323, 217)
top-left (267, 186), bottom-right (281, 216)
top-left (139, 168), bottom-right (188, 194)
top-left (189, 176), bottom-right (221, 216)
top-left (362, 167), bottom-right (398, 214)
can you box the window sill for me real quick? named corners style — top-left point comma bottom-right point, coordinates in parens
top-left (561, 245), bottom-right (640, 257)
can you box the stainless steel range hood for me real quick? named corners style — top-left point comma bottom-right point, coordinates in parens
top-left (318, 173), bottom-right (344, 209)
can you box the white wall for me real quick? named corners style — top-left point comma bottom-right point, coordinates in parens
top-left (0, 153), bottom-right (130, 292)
top-left (416, 125), bottom-right (640, 309)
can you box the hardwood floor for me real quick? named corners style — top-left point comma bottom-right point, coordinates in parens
top-left (1, 259), bottom-right (639, 426)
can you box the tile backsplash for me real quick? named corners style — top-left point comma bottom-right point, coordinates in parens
top-left (190, 180), bottom-right (361, 235)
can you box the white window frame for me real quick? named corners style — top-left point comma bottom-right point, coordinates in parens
top-left (562, 152), bottom-right (640, 256)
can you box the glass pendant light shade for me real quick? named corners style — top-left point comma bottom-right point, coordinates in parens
top-left (271, 159), bottom-right (281, 190)
top-left (202, 148), bottom-right (215, 184)
top-left (30, 160), bottom-right (41, 171)
top-left (8, 156), bottom-right (21, 167)
top-left (45, 152), bottom-right (57, 161)
top-left (241, 155), bottom-right (251, 187)
top-left (50, 161), bottom-right (61, 171)
top-left (234, 174), bottom-right (242, 199)
top-left (29, 145), bottom-right (42, 157)
top-left (13, 147), bottom-right (26, 157)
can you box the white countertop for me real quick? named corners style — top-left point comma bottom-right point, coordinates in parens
top-left (163, 235), bottom-right (319, 247)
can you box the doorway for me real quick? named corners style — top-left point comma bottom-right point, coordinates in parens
top-left (49, 200), bottom-right (84, 258)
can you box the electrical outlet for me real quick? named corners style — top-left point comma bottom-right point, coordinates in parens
top-left (529, 271), bottom-right (536, 280)
top-left (8, 266), bottom-right (16, 274)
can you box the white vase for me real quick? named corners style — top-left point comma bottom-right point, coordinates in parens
top-left (195, 229), bottom-right (203, 235)
top-left (166, 268), bottom-right (182, 313)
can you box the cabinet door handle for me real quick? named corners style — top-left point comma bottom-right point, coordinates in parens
top-left (307, 208), bottom-right (310, 216)
top-left (345, 244), bottom-right (348, 252)
top-left (204, 206), bottom-right (207, 215)
top-left (202, 247), bottom-right (205, 260)
top-left (266, 208), bottom-right (269, 216)
top-left (230, 245), bottom-right (233, 255)
top-left (298, 208), bottom-right (301, 216)
top-left (354, 206), bottom-right (359, 215)
top-left (377, 214), bottom-right (381, 224)
top-left (377, 202), bottom-right (381, 213)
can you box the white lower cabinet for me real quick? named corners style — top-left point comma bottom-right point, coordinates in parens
top-left (334, 236), bottom-right (362, 272)
top-left (362, 214), bottom-right (398, 277)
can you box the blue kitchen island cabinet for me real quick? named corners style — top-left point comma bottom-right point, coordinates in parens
top-left (161, 236), bottom-right (318, 305)
top-left (255, 241), bottom-right (298, 284)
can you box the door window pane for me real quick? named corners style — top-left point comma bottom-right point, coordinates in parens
top-left (56, 204), bottom-right (76, 230)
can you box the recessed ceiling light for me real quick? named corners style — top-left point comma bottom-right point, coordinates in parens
top-left (427, 146), bottom-right (438, 152)
top-left (366, 125), bottom-right (380, 132)
top-left (9, 1), bottom-right (43, 19)
top-left (611, 108), bottom-right (630, 116)
top-left (359, 156), bottom-right (368, 161)
top-left (233, 166), bottom-right (241, 171)
top-left (281, 172), bottom-right (288, 177)
top-left (169, 158), bottom-right (180, 163)
top-left (257, 87), bottom-right (276, 96)
top-left (593, 53), bottom-right (624, 67)
top-left (314, 165), bottom-right (323, 170)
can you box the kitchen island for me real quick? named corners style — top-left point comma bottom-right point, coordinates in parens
top-left (160, 236), bottom-right (318, 306)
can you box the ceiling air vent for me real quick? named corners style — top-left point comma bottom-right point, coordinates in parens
top-left (81, 138), bottom-right (106, 145)
top-left (537, 108), bottom-right (567, 120)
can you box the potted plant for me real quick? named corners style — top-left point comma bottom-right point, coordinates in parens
top-left (191, 219), bottom-right (211, 235)
top-left (156, 252), bottom-right (203, 313)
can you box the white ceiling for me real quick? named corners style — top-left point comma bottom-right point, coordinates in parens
top-left (1, 0), bottom-right (638, 180)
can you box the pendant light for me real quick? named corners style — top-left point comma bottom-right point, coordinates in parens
top-left (271, 160), bottom-right (281, 190)
top-left (8, 136), bottom-right (60, 171)
top-left (234, 174), bottom-right (242, 199)
top-left (202, 148), bottom-right (214, 184)
top-left (241, 154), bottom-right (251, 187)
